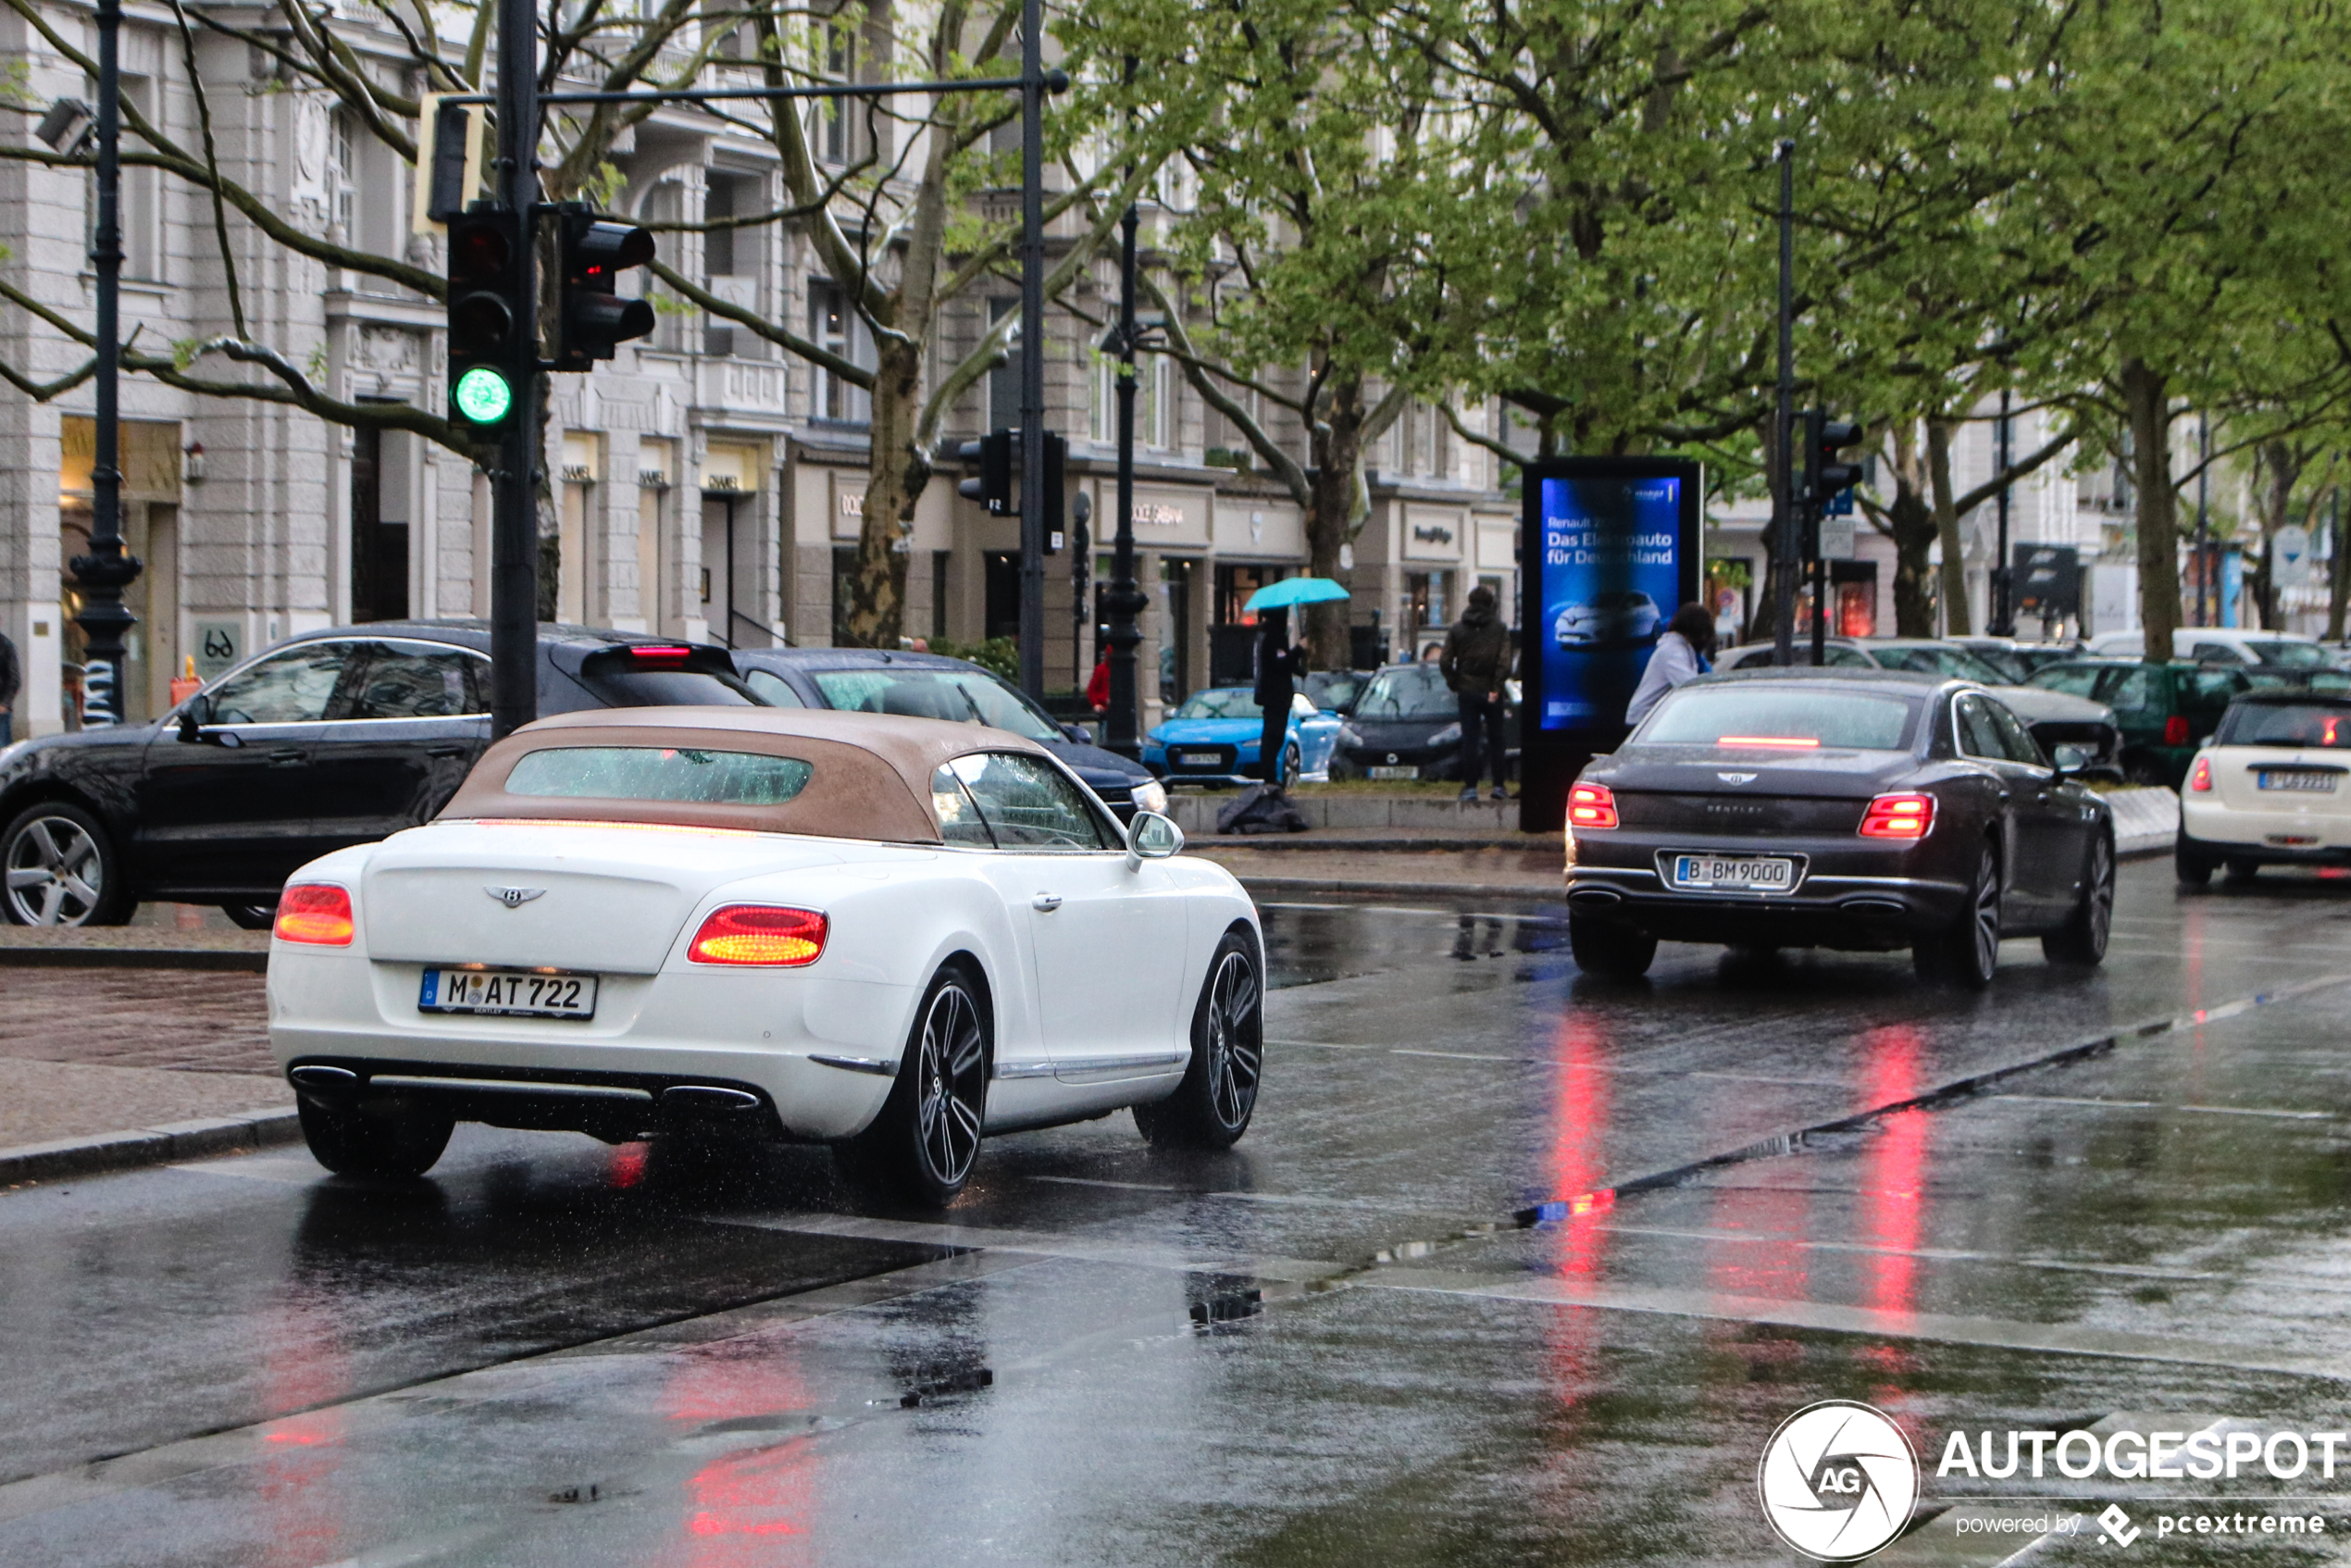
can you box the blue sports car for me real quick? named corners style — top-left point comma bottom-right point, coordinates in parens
top-left (1144, 687), bottom-right (1343, 785)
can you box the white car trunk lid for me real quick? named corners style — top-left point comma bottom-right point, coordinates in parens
top-left (360, 821), bottom-right (849, 973)
top-left (2209, 747), bottom-right (2351, 815)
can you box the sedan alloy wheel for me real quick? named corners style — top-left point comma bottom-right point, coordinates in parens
top-left (1136, 929), bottom-right (1263, 1149)
top-left (4, 805), bottom-right (122, 927)
top-left (844, 964), bottom-right (992, 1205)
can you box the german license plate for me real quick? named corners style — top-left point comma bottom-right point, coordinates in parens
top-left (1669, 853), bottom-right (1796, 892)
top-left (2258, 770), bottom-right (2338, 792)
top-left (1368, 765), bottom-right (1418, 780)
top-left (419, 967), bottom-right (598, 1019)
top-left (1175, 750), bottom-right (1222, 767)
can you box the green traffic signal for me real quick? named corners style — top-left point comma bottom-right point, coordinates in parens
top-left (453, 365), bottom-right (513, 426)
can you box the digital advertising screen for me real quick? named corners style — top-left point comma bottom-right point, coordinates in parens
top-left (1528, 463), bottom-right (1698, 733)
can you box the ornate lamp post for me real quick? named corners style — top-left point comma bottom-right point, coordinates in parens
top-left (1095, 200), bottom-right (1157, 759)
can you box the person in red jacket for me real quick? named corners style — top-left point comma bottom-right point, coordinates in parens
top-left (1086, 650), bottom-right (1110, 714)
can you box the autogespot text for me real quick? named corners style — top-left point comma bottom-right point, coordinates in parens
top-left (1940, 1428), bottom-right (2351, 1481)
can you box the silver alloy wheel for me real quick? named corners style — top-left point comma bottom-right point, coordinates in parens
top-left (914, 980), bottom-right (986, 1187)
top-left (1204, 948), bottom-right (1263, 1130)
top-left (6, 814), bottom-right (106, 926)
top-left (1969, 847), bottom-right (2001, 977)
top-left (2084, 836), bottom-right (2115, 952)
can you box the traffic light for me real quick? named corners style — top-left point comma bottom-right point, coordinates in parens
top-left (445, 206), bottom-right (523, 430)
top-left (553, 203), bottom-right (655, 371)
top-left (958, 429), bottom-right (1013, 514)
top-left (1805, 410), bottom-right (1865, 512)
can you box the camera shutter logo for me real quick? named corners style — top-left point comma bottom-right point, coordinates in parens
top-left (1758, 1400), bottom-right (1920, 1562)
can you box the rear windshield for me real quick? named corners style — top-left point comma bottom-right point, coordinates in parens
top-left (814, 667), bottom-right (1061, 741)
top-left (2215, 703), bottom-right (2351, 749)
top-left (1354, 665), bottom-right (1458, 720)
top-left (504, 746), bottom-right (814, 803)
top-left (1642, 688), bottom-right (1922, 751)
top-left (577, 669), bottom-right (763, 707)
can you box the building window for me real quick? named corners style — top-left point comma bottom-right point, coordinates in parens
top-left (814, 21), bottom-right (857, 165)
top-left (330, 108), bottom-right (356, 244)
top-left (1145, 356), bottom-right (1174, 450)
top-left (809, 278), bottom-right (869, 423)
top-left (1088, 354), bottom-right (1113, 443)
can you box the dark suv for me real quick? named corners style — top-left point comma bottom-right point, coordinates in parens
top-left (2026, 659), bottom-right (2263, 787)
top-left (0, 621), bottom-right (761, 927)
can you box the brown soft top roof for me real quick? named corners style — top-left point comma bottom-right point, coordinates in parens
top-left (438, 705), bottom-right (1058, 843)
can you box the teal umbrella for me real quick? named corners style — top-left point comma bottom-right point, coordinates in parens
top-left (1243, 576), bottom-right (1350, 612)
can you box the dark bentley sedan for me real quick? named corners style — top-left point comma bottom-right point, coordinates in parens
top-left (0, 621), bottom-right (761, 927)
top-left (1561, 669), bottom-right (2116, 989)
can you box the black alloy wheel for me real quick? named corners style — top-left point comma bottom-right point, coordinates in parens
top-left (1136, 927), bottom-right (1264, 1149)
top-left (2044, 832), bottom-right (2115, 965)
top-left (220, 902), bottom-right (278, 931)
top-left (2175, 831), bottom-right (2216, 889)
top-left (1281, 742), bottom-right (1302, 787)
top-left (296, 1097), bottom-right (454, 1179)
top-left (1917, 841), bottom-right (2000, 989)
top-left (844, 964), bottom-right (990, 1204)
top-left (3, 802), bottom-right (132, 927)
top-left (1568, 913), bottom-right (1658, 982)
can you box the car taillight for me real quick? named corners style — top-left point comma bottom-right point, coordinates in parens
top-left (627, 643), bottom-right (693, 668)
top-left (689, 905), bottom-right (827, 966)
top-left (275, 884), bottom-right (354, 945)
top-left (1567, 782), bottom-right (1618, 829)
top-left (2189, 755), bottom-right (2213, 792)
top-left (1859, 792), bottom-right (1935, 840)
top-left (2163, 715), bottom-right (2191, 746)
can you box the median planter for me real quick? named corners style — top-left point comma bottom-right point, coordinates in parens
top-left (1164, 791), bottom-right (1520, 835)
top-left (2100, 784), bottom-right (2179, 857)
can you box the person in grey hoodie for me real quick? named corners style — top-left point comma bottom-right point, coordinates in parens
top-left (1439, 584), bottom-right (1517, 801)
top-left (1624, 603), bottom-right (1717, 728)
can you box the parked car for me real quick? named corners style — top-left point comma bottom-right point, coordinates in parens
top-left (1551, 590), bottom-right (1663, 649)
top-left (1142, 688), bottom-right (1341, 785)
top-left (728, 647), bottom-right (1165, 823)
top-left (266, 706), bottom-right (1263, 1201)
top-left (2176, 692), bottom-right (2351, 884)
top-left (1564, 668), bottom-right (2115, 989)
top-left (2086, 628), bottom-right (2337, 669)
top-left (0, 621), bottom-right (764, 928)
top-left (1720, 638), bottom-right (2118, 774)
top-left (1329, 661), bottom-right (1520, 782)
top-left (1949, 637), bottom-right (2088, 683)
top-left (1302, 668), bottom-right (1375, 715)
top-left (2026, 658), bottom-right (2270, 787)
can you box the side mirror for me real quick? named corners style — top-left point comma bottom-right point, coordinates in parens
top-left (1126, 809), bottom-right (1184, 868)
top-left (1062, 722), bottom-right (1093, 744)
top-left (2051, 743), bottom-right (2090, 778)
top-left (176, 692), bottom-right (212, 741)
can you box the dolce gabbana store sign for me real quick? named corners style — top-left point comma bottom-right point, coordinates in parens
top-left (1094, 482), bottom-right (1212, 549)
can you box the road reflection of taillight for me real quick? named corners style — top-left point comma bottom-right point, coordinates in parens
top-left (275, 884), bottom-right (354, 945)
top-left (1859, 793), bottom-right (1934, 839)
top-left (1567, 783), bottom-right (1618, 829)
top-left (689, 905), bottom-right (827, 965)
top-left (2189, 755), bottom-right (2213, 791)
top-left (2164, 715), bottom-right (2191, 746)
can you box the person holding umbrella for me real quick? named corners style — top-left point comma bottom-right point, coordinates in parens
top-left (1241, 576), bottom-right (1351, 787)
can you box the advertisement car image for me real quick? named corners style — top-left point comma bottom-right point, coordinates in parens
top-left (1550, 589), bottom-right (1662, 649)
top-left (1535, 474), bottom-right (1686, 730)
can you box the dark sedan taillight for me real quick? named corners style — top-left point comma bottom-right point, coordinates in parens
top-left (1859, 792), bottom-right (1935, 840)
top-left (1568, 783), bottom-right (1618, 829)
top-left (2163, 715), bottom-right (2191, 746)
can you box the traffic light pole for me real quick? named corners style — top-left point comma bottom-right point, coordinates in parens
top-left (1771, 142), bottom-right (1797, 668)
top-left (488, 0), bottom-right (541, 740)
top-left (1014, 0), bottom-right (1047, 701)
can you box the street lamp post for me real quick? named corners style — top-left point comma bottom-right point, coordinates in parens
top-left (68, 0), bottom-right (142, 726)
top-left (2195, 412), bottom-right (2211, 628)
top-left (1096, 200), bottom-right (1151, 760)
top-left (1770, 141), bottom-right (1797, 666)
top-left (1989, 390), bottom-right (2014, 637)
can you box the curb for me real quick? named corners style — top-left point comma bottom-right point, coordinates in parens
top-left (0, 1107), bottom-right (302, 1187)
top-left (1238, 876), bottom-right (1562, 903)
top-left (0, 947), bottom-right (268, 972)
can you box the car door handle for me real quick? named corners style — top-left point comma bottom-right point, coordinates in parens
top-left (1032, 894), bottom-right (1064, 912)
top-left (425, 742), bottom-right (469, 757)
top-left (267, 747), bottom-right (305, 765)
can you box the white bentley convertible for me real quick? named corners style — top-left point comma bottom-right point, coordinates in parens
top-left (267, 707), bottom-right (1263, 1202)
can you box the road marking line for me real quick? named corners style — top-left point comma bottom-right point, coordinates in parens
top-left (711, 1210), bottom-right (1347, 1285)
top-left (1362, 1268), bottom-right (2351, 1381)
top-left (1996, 1094), bottom-right (2335, 1121)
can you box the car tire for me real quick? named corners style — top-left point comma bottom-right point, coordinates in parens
top-left (1280, 742), bottom-right (1301, 788)
top-left (2043, 832), bottom-right (2115, 965)
top-left (1135, 927), bottom-right (1264, 1151)
top-left (296, 1096), bottom-right (454, 1179)
top-left (2175, 832), bottom-right (2216, 889)
top-left (1568, 914), bottom-right (1657, 981)
top-left (2225, 857), bottom-right (2261, 883)
top-left (220, 902), bottom-right (278, 931)
top-left (1916, 841), bottom-right (2000, 989)
top-left (840, 962), bottom-right (990, 1205)
top-left (3, 802), bottom-right (134, 927)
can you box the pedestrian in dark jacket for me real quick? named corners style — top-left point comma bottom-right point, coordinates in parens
top-left (0, 628), bottom-right (19, 746)
top-left (1252, 606), bottom-right (1301, 785)
top-left (1439, 584), bottom-right (1516, 801)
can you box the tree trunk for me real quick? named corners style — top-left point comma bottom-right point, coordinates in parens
top-left (2123, 359), bottom-right (2179, 663)
top-left (1885, 422), bottom-right (1938, 636)
top-left (2330, 490), bottom-right (2349, 641)
top-left (840, 338), bottom-right (927, 648)
top-left (1926, 418), bottom-right (1971, 637)
top-left (1302, 374), bottom-right (1367, 671)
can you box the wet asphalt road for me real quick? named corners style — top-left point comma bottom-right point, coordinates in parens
top-left (9, 861), bottom-right (2351, 1564)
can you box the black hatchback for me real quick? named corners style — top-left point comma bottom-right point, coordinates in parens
top-left (0, 621), bottom-right (762, 927)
